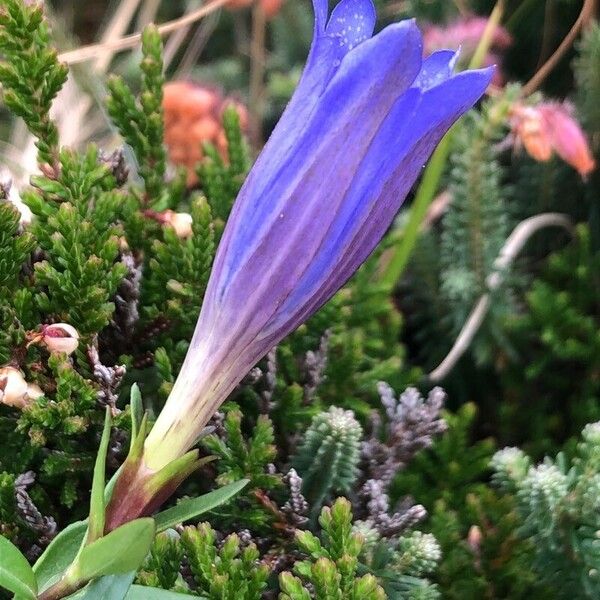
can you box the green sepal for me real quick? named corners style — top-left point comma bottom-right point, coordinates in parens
top-left (151, 452), bottom-right (214, 495)
top-left (130, 412), bottom-right (150, 460)
top-left (88, 407), bottom-right (112, 543)
top-left (33, 521), bottom-right (87, 593)
top-left (129, 384), bottom-right (144, 447)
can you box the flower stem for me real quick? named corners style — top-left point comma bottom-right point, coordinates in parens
top-left (378, 0), bottom-right (505, 288)
top-left (379, 132), bottom-right (453, 289)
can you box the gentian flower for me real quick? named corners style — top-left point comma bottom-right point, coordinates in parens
top-left (107, 0), bottom-right (492, 529)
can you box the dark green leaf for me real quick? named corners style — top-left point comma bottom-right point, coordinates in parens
top-left (75, 519), bottom-right (155, 581)
top-left (0, 535), bottom-right (37, 599)
top-left (34, 521), bottom-right (87, 592)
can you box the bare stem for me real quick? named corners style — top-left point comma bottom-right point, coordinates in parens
top-left (428, 213), bottom-right (574, 383)
top-left (37, 573), bottom-right (81, 600)
top-left (249, 1), bottom-right (267, 144)
top-left (521, 0), bottom-right (596, 96)
top-left (58, 0), bottom-right (231, 65)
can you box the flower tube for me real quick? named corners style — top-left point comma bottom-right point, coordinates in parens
top-left (107, 0), bottom-right (493, 529)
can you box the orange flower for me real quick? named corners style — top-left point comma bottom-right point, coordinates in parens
top-left (539, 103), bottom-right (596, 177)
top-left (162, 81), bottom-right (249, 186)
top-left (225, 0), bottom-right (284, 18)
top-left (510, 104), bottom-right (553, 162)
top-left (259, 0), bottom-right (284, 18)
top-left (510, 101), bottom-right (595, 177)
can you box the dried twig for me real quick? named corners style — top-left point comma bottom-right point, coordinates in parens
top-left (94, 0), bottom-right (144, 72)
top-left (249, 1), bottom-right (267, 143)
top-left (58, 0), bottom-right (231, 65)
top-left (522, 0), bottom-right (596, 96)
top-left (428, 213), bottom-right (574, 382)
top-left (175, 11), bottom-right (221, 76)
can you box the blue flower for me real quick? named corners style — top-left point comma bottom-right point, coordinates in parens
top-left (144, 0), bottom-right (493, 469)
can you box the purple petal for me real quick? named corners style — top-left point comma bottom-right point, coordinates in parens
top-left (269, 67), bottom-right (495, 336)
top-left (326, 0), bottom-right (376, 53)
top-left (259, 0), bottom-right (376, 187)
top-left (312, 0), bottom-right (329, 33)
top-left (412, 49), bottom-right (459, 90)
top-left (210, 21), bottom-right (423, 306)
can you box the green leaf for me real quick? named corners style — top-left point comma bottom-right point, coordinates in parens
top-left (66, 573), bottom-right (135, 600)
top-left (154, 479), bottom-right (249, 532)
top-left (75, 519), bottom-right (155, 581)
top-left (126, 586), bottom-right (207, 599)
top-left (34, 521), bottom-right (87, 592)
top-left (0, 535), bottom-right (37, 599)
top-left (88, 408), bottom-right (112, 543)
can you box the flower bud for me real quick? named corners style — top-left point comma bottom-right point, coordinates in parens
top-left (26, 383), bottom-right (44, 401)
top-left (165, 211), bottom-right (194, 239)
top-left (539, 102), bottom-right (596, 177)
top-left (0, 366), bottom-right (29, 409)
top-left (467, 525), bottom-right (483, 553)
top-left (41, 323), bottom-right (80, 355)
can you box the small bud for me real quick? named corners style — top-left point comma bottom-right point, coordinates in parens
top-left (164, 211), bottom-right (193, 239)
top-left (166, 279), bottom-right (187, 295)
top-left (0, 367), bottom-right (29, 409)
top-left (41, 323), bottom-right (80, 355)
top-left (467, 525), bottom-right (483, 553)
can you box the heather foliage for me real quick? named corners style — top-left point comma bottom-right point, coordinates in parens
top-left (0, 1), bottom-right (599, 599)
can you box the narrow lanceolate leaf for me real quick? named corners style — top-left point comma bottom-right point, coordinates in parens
top-left (33, 520), bottom-right (87, 592)
top-left (154, 479), bottom-right (249, 532)
top-left (88, 407), bottom-right (113, 543)
top-left (74, 519), bottom-right (155, 581)
top-left (0, 535), bottom-right (37, 600)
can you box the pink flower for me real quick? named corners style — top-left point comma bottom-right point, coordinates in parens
top-left (510, 102), bottom-right (596, 177)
